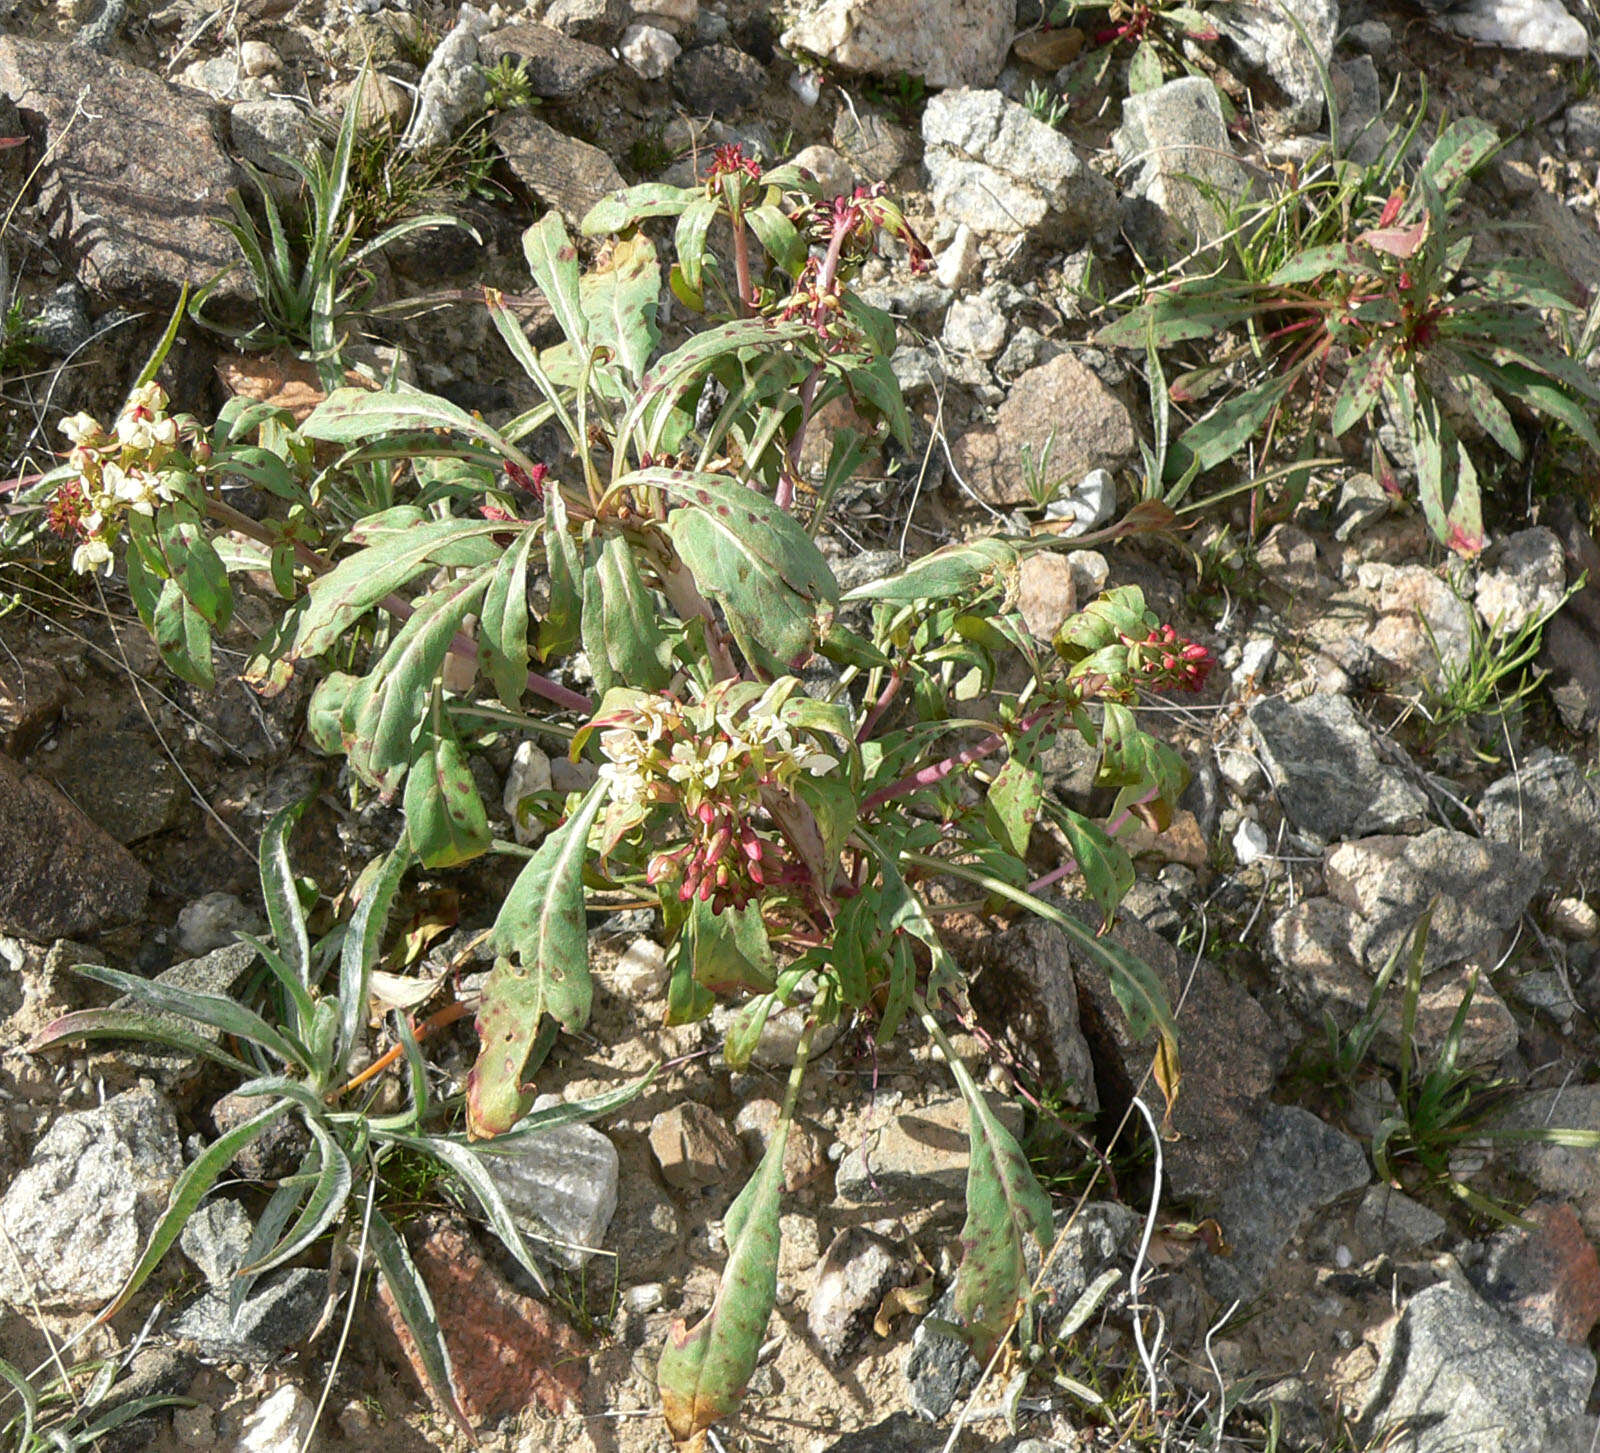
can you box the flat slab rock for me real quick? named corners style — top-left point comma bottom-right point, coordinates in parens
top-left (493, 111), bottom-right (625, 228)
top-left (781, 0), bottom-right (1013, 89)
top-left (1248, 693), bottom-right (1428, 843)
top-left (0, 749), bottom-right (149, 940)
top-left (1478, 748), bottom-right (1600, 890)
top-left (1062, 897), bottom-right (1285, 1199)
top-left (0, 37), bottom-right (240, 305)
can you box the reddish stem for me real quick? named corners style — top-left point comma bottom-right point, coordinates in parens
top-left (861, 705), bottom-right (1056, 815)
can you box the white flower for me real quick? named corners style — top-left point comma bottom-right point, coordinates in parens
top-left (58, 412), bottom-right (105, 447)
top-left (71, 536), bottom-right (113, 575)
top-left (105, 463), bottom-right (161, 516)
top-left (123, 382), bottom-right (168, 417)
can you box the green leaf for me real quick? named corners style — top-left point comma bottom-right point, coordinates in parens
top-left (689, 899), bottom-right (774, 994)
top-left (480, 527), bottom-right (537, 710)
top-left (1053, 584), bottom-right (1152, 663)
top-left (672, 198), bottom-right (718, 307)
top-left (1331, 346), bottom-right (1394, 436)
top-left (367, 1208), bottom-right (475, 1441)
top-left (793, 773), bottom-right (856, 874)
top-left (1054, 807), bottom-right (1135, 928)
top-left (1403, 376), bottom-right (1484, 553)
top-left (25, 1009), bottom-right (254, 1075)
top-left (467, 780), bottom-right (607, 1138)
top-left (1095, 287), bottom-right (1257, 348)
top-left (650, 469), bottom-right (839, 673)
top-left (338, 844), bottom-right (412, 1077)
top-left (580, 182), bottom-right (700, 235)
top-left (101, 1099), bottom-right (293, 1319)
top-left (581, 232), bottom-right (661, 383)
top-left (523, 211), bottom-right (589, 352)
top-left (259, 797), bottom-right (312, 990)
top-left (666, 938), bottom-right (717, 1024)
top-left (239, 1117), bottom-right (352, 1276)
top-left (1128, 40), bottom-right (1164, 91)
top-left (406, 718), bottom-right (492, 868)
top-left (582, 533), bottom-right (673, 694)
top-left (984, 756), bottom-right (1044, 858)
top-left (746, 202), bottom-right (808, 276)
top-left (301, 384), bottom-right (510, 457)
top-left (292, 521), bottom-right (502, 660)
top-left (1171, 371), bottom-right (1296, 477)
top-left (721, 993), bottom-right (775, 1071)
top-left (158, 511), bottom-right (232, 630)
top-left (152, 577), bottom-right (216, 689)
top-left (658, 1115), bottom-right (787, 1442)
top-left (539, 487), bottom-right (583, 661)
top-left (1418, 117), bottom-right (1499, 196)
top-left (353, 570), bottom-right (493, 783)
top-left (841, 537), bottom-right (1020, 604)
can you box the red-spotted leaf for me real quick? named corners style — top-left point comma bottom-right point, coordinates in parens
top-left (657, 1112), bottom-right (788, 1443)
top-left (466, 780), bottom-right (607, 1138)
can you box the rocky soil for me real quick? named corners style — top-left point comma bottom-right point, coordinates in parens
top-left (4, 0), bottom-right (1600, 1448)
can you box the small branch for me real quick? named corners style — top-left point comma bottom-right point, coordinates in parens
top-left (856, 667), bottom-right (904, 744)
top-left (328, 998), bottom-right (474, 1103)
top-left (861, 705), bottom-right (1056, 815)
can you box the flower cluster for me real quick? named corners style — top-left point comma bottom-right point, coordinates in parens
top-left (594, 687), bottom-right (838, 911)
top-left (1121, 624), bottom-right (1213, 693)
top-left (706, 142), bottom-right (763, 186)
top-left (48, 384), bottom-right (198, 574)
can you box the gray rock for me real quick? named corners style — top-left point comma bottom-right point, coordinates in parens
top-left (832, 106), bottom-right (913, 180)
top-left (1432, 0), bottom-right (1587, 55)
top-left (0, 1086), bottom-right (182, 1310)
top-left (0, 653), bottom-right (68, 756)
top-left (229, 98), bottom-right (323, 182)
top-left (781, 0), bottom-right (1013, 89)
top-left (968, 919), bottom-right (1099, 1113)
top-left (905, 1279), bottom-right (975, 1419)
top-left (1114, 78), bottom-right (1251, 251)
top-left (1479, 750), bottom-right (1600, 890)
top-left (181, 1199), bottom-right (254, 1286)
top-left (478, 1101), bottom-right (619, 1268)
top-left (941, 291), bottom-right (1007, 358)
top-left (1324, 828), bottom-right (1542, 973)
top-left (1494, 1086), bottom-right (1600, 1239)
top-left (808, 1225), bottom-right (910, 1362)
top-left (177, 892), bottom-right (263, 957)
top-left (1068, 902), bottom-right (1284, 1199)
top-left (110, 940), bottom-right (261, 1084)
top-left (1359, 561), bottom-right (1474, 685)
top-left (32, 281), bottom-right (92, 356)
top-left (0, 750), bottom-right (149, 940)
top-left (1201, 1104), bottom-right (1369, 1302)
top-left (1268, 897), bottom-right (1518, 1071)
top-left (1354, 1185), bottom-right (1448, 1252)
top-left (1332, 54), bottom-right (1388, 165)
top-left (671, 43), bottom-right (767, 115)
top-left (891, 345), bottom-right (942, 395)
top-left (949, 352), bottom-right (1136, 508)
top-left (232, 1384), bottom-right (318, 1453)
top-left (1356, 1281), bottom-right (1597, 1452)
top-left (478, 23), bottom-right (616, 99)
top-left (493, 112), bottom-right (626, 227)
top-left (43, 728), bottom-right (181, 843)
top-left (819, 1413), bottom-right (947, 1451)
top-left (1475, 528), bottom-right (1567, 634)
top-left (1248, 693), bottom-right (1429, 843)
top-left (401, 4), bottom-right (491, 151)
top-left (545, 0), bottom-right (628, 43)
top-left (649, 1101), bottom-right (744, 1190)
top-left (619, 23), bottom-right (680, 78)
top-left (0, 38), bottom-right (240, 306)
top-left (922, 88), bottom-right (1117, 245)
top-left (1215, 0), bottom-right (1338, 132)
top-left (836, 1094), bottom-right (1023, 1205)
top-left (170, 1270), bottom-right (323, 1362)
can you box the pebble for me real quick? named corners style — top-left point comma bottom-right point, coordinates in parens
top-left (620, 22), bottom-right (679, 78)
top-left (231, 1385), bottom-right (316, 1453)
top-left (1233, 817), bottom-right (1271, 865)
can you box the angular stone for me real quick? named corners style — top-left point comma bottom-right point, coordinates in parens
top-left (782, 0), bottom-right (1013, 88)
top-left (1495, 1086), bottom-right (1600, 1240)
top-left (0, 653), bottom-right (67, 755)
top-left (1475, 528), bottom-right (1567, 634)
top-left (494, 112), bottom-right (625, 228)
top-left (968, 919), bottom-right (1098, 1113)
top-left (649, 1101), bottom-right (744, 1189)
top-left (671, 44), bottom-right (767, 115)
top-left (734, 1098), bottom-right (831, 1193)
top-left (1353, 1185), bottom-right (1448, 1253)
top-left (835, 1094), bottom-right (1023, 1205)
top-left (1017, 553), bottom-right (1077, 641)
top-left (620, 23), bottom-right (680, 79)
top-left (0, 37), bottom-right (240, 305)
top-left (1433, 0), bottom-right (1587, 55)
top-left (0, 1085), bottom-right (182, 1311)
top-left (1470, 1201), bottom-right (1600, 1345)
top-left (233, 1385), bottom-right (317, 1453)
top-left (1249, 693), bottom-right (1429, 843)
top-left (402, 4), bottom-right (492, 151)
top-left (43, 728), bottom-right (182, 843)
top-left (949, 353), bottom-right (1136, 508)
top-left (832, 106), bottom-right (913, 181)
top-left (0, 750), bottom-right (149, 940)
top-left (922, 88), bottom-right (1116, 245)
top-left (1479, 749), bottom-right (1600, 890)
top-left (229, 98), bottom-right (323, 182)
top-left (377, 1220), bottom-right (585, 1423)
top-left (941, 292), bottom-right (1007, 358)
top-left (479, 1100), bottom-right (619, 1268)
top-left (1215, 0), bottom-right (1338, 132)
top-left (1067, 901), bottom-right (1284, 1199)
top-left (478, 23), bottom-right (616, 99)
top-left (808, 1225), bottom-right (911, 1362)
top-left (1115, 77), bottom-right (1252, 250)
top-left (1324, 828), bottom-right (1542, 973)
top-left (1200, 1105), bottom-right (1370, 1302)
top-left (545, 0), bottom-right (628, 44)
top-left (1268, 898), bottom-right (1518, 1071)
top-left (170, 1268), bottom-right (323, 1361)
top-left (1360, 562), bottom-right (1474, 685)
top-left (1356, 1282), bottom-right (1596, 1453)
